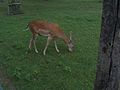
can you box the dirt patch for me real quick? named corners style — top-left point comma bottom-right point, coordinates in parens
top-left (0, 66), bottom-right (16, 90)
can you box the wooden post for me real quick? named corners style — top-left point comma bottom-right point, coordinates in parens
top-left (8, 0), bottom-right (23, 15)
top-left (0, 0), bottom-right (4, 3)
top-left (94, 0), bottom-right (120, 90)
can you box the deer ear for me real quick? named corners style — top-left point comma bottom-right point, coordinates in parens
top-left (69, 31), bottom-right (72, 40)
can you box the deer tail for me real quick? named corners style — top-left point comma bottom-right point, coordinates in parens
top-left (23, 24), bottom-right (29, 31)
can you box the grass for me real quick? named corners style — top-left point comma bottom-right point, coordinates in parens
top-left (0, 0), bottom-right (102, 90)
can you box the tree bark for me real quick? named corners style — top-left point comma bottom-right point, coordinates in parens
top-left (94, 0), bottom-right (120, 90)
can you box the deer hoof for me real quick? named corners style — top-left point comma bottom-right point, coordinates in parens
top-left (35, 50), bottom-right (39, 53)
top-left (43, 51), bottom-right (46, 55)
top-left (57, 50), bottom-right (60, 53)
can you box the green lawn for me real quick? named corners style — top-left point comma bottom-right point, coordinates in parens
top-left (0, 0), bottom-right (102, 90)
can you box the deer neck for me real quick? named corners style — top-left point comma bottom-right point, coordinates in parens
top-left (62, 35), bottom-right (70, 45)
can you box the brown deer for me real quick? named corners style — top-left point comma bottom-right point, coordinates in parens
top-left (26, 20), bottom-right (74, 55)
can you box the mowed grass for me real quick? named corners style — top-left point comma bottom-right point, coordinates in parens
top-left (0, 0), bottom-right (102, 90)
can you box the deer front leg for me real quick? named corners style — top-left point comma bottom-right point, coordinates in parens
top-left (54, 41), bottom-right (60, 53)
top-left (43, 36), bottom-right (52, 55)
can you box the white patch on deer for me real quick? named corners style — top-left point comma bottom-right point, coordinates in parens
top-left (38, 29), bottom-right (50, 36)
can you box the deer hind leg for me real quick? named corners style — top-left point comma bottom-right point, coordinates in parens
top-left (33, 34), bottom-right (38, 53)
top-left (29, 38), bottom-right (33, 50)
top-left (54, 40), bottom-right (59, 53)
top-left (43, 36), bottom-right (53, 55)
top-left (29, 34), bottom-right (38, 53)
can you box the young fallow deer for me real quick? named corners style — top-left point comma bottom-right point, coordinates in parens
top-left (26, 20), bottom-right (74, 55)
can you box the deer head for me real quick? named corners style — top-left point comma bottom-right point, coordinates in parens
top-left (67, 31), bottom-right (74, 52)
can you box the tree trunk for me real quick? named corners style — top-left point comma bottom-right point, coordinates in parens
top-left (94, 0), bottom-right (120, 90)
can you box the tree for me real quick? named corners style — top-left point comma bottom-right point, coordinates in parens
top-left (94, 0), bottom-right (120, 90)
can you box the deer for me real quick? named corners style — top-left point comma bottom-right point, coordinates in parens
top-left (26, 20), bottom-right (74, 55)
